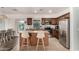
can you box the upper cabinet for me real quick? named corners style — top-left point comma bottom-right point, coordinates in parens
top-left (41, 18), bottom-right (58, 25)
top-left (50, 18), bottom-right (58, 25)
top-left (41, 18), bottom-right (45, 25)
top-left (42, 18), bottom-right (51, 25)
top-left (27, 18), bottom-right (32, 25)
top-left (57, 13), bottom-right (70, 20)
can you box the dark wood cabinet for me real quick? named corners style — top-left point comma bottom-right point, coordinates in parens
top-left (41, 18), bottom-right (58, 25)
top-left (57, 13), bottom-right (70, 20)
top-left (52, 29), bottom-right (59, 39)
top-left (41, 18), bottom-right (45, 25)
top-left (27, 18), bottom-right (32, 25)
top-left (51, 18), bottom-right (58, 25)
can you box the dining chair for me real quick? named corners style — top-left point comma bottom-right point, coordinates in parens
top-left (6, 29), bottom-right (15, 41)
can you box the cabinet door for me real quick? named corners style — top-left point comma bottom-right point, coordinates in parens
top-left (27, 18), bottom-right (32, 25)
top-left (52, 30), bottom-right (59, 39)
top-left (51, 18), bottom-right (58, 25)
top-left (41, 18), bottom-right (45, 25)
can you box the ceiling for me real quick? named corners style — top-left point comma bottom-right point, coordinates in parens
top-left (0, 7), bottom-right (69, 14)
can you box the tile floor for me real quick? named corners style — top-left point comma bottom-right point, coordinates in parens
top-left (20, 37), bottom-right (69, 51)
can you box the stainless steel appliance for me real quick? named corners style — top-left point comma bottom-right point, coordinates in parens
top-left (59, 19), bottom-right (70, 49)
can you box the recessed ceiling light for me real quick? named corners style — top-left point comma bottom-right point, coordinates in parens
top-left (48, 10), bottom-right (52, 13)
top-left (34, 10), bottom-right (38, 14)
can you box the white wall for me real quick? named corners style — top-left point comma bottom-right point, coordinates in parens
top-left (70, 7), bottom-right (79, 51)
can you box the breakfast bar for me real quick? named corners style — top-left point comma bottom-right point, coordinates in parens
top-left (20, 30), bottom-right (49, 48)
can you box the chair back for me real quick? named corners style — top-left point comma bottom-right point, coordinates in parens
top-left (21, 31), bottom-right (29, 38)
top-left (0, 30), bottom-right (6, 37)
top-left (37, 31), bottom-right (45, 38)
top-left (7, 29), bottom-right (15, 36)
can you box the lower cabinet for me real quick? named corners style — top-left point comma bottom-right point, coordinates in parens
top-left (29, 33), bottom-right (48, 46)
top-left (52, 29), bottom-right (59, 39)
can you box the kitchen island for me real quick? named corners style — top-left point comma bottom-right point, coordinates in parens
top-left (20, 30), bottom-right (49, 48)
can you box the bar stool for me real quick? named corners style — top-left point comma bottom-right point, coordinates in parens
top-left (21, 31), bottom-right (29, 48)
top-left (36, 31), bottom-right (45, 50)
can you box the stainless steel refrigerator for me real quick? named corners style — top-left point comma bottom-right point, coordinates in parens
top-left (59, 19), bottom-right (70, 49)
